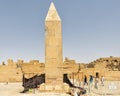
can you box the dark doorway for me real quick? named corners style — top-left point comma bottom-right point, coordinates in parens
top-left (96, 72), bottom-right (99, 78)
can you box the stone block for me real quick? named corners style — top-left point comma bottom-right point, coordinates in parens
top-left (55, 84), bottom-right (62, 90)
top-left (63, 83), bottom-right (70, 92)
top-left (45, 84), bottom-right (54, 91)
top-left (39, 83), bottom-right (45, 91)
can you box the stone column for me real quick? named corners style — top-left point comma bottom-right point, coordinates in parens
top-left (45, 2), bottom-right (63, 85)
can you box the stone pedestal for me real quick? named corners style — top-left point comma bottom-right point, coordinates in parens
top-left (39, 83), bottom-right (70, 92)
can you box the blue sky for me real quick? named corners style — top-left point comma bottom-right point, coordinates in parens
top-left (0, 0), bottom-right (120, 63)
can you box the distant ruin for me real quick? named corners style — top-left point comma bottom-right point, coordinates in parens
top-left (0, 56), bottom-right (120, 82)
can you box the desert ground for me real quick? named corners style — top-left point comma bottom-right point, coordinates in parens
top-left (0, 81), bottom-right (120, 96)
top-left (0, 83), bottom-right (70, 96)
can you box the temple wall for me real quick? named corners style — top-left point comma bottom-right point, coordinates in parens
top-left (0, 59), bottom-right (119, 82)
top-left (0, 65), bottom-right (22, 82)
top-left (0, 60), bottom-right (44, 82)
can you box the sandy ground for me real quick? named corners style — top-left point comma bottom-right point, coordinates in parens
top-left (0, 83), bottom-right (70, 96)
top-left (0, 81), bottom-right (120, 96)
top-left (85, 81), bottom-right (120, 96)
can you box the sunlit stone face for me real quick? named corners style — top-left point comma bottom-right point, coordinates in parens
top-left (45, 2), bottom-right (63, 84)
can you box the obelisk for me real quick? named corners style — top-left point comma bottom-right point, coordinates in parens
top-left (45, 2), bottom-right (63, 85)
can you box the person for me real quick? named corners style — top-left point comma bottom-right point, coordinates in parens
top-left (94, 77), bottom-right (99, 89)
top-left (89, 75), bottom-right (93, 84)
top-left (89, 75), bottom-right (93, 92)
top-left (84, 75), bottom-right (88, 86)
top-left (101, 76), bottom-right (104, 86)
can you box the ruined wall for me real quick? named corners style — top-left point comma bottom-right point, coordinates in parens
top-left (88, 56), bottom-right (120, 71)
top-left (0, 59), bottom-right (44, 82)
top-left (105, 71), bottom-right (120, 80)
top-left (0, 65), bottom-right (22, 82)
top-left (0, 57), bottom-right (120, 82)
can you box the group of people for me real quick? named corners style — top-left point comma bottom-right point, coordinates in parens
top-left (84, 75), bottom-right (104, 90)
top-left (71, 75), bottom-right (105, 96)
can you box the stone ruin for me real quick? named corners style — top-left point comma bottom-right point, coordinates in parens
top-left (88, 56), bottom-right (120, 71)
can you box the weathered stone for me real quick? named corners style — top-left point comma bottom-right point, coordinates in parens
top-left (45, 2), bottom-right (63, 85)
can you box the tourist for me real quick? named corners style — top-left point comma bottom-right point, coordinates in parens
top-left (101, 76), bottom-right (104, 86)
top-left (89, 75), bottom-right (93, 92)
top-left (89, 75), bottom-right (93, 84)
top-left (84, 75), bottom-right (88, 86)
top-left (94, 77), bottom-right (99, 89)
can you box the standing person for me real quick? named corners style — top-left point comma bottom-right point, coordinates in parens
top-left (89, 75), bottom-right (93, 92)
top-left (94, 77), bottom-right (99, 89)
top-left (101, 76), bottom-right (104, 86)
top-left (89, 75), bottom-right (93, 84)
top-left (84, 75), bottom-right (88, 86)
